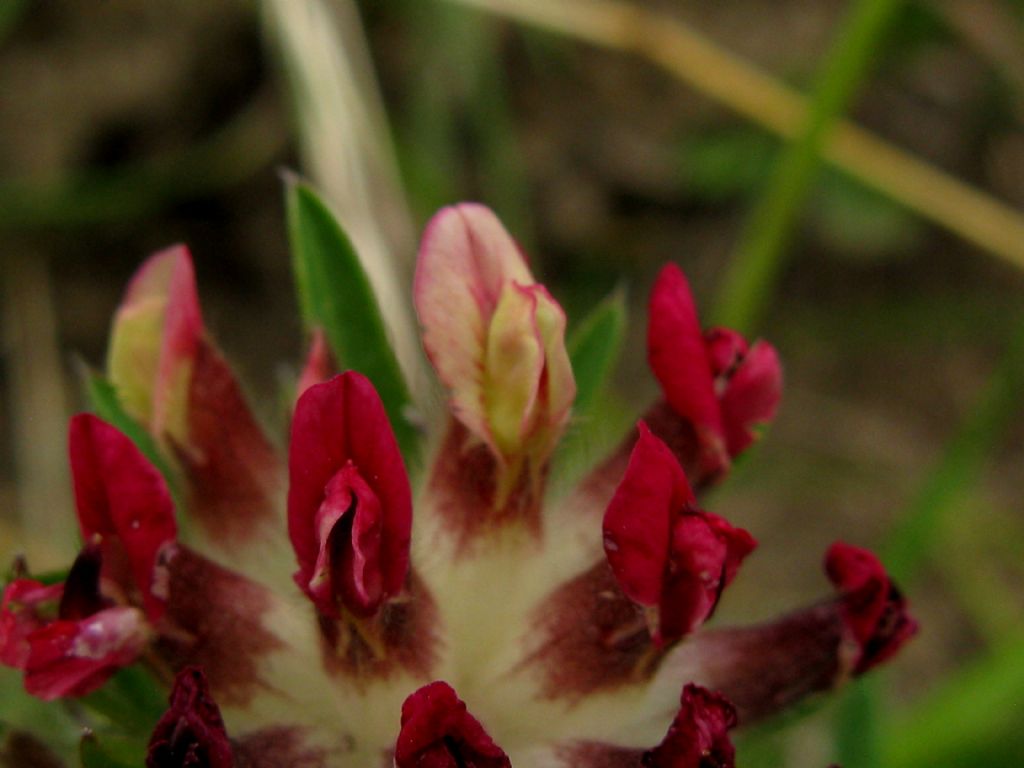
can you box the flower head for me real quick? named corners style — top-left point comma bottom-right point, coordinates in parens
top-left (0, 203), bottom-right (916, 767)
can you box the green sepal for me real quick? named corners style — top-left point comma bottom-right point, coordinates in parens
top-left (77, 666), bottom-right (166, 737)
top-left (567, 286), bottom-right (627, 416)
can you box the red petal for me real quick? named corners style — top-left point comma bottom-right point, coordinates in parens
top-left (0, 580), bottom-right (63, 670)
top-left (703, 328), bottom-right (749, 378)
top-left (604, 425), bottom-right (753, 644)
top-left (658, 512), bottom-right (755, 643)
top-left (825, 542), bottom-right (918, 674)
top-left (395, 681), bottom-right (510, 768)
top-left (718, 340), bottom-right (782, 457)
top-left (307, 466), bottom-right (384, 618)
top-left (147, 667), bottom-right (233, 768)
top-left (647, 265), bottom-right (725, 473)
top-left (289, 373), bottom-right (412, 617)
top-left (643, 684), bottom-right (737, 768)
top-left (23, 606), bottom-right (149, 700)
top-left (69, 414), bottom-right (177, 621)
top-left (603, 423), bottom-right (692, 607)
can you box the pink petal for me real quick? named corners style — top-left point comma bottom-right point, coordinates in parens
top-left (110, 245), bottom-right (203, 435)
top-left (395, 681), bottom-right (510, 768)
top-left (414, 204), bottom-right (534, 450)
top-left (718, 340), bottom-right (782, 457)
top-left (69, 414), bottom-right (177, 621)
top-left (647, 265), bottom-right (726, 473)
top-left (289, 373), bottom-right (412, 617)
top-left (147, 667), bottom-right (233, 768)
top-left (23, 606), bottom-right (150, 701)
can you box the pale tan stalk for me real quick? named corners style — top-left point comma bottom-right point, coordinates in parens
top-left (448, 0), bottom-right (1024, 272)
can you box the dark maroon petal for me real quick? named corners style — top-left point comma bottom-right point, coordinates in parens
top-left (671, 601), bottom-right (846, 723)
top-left (156, 547), bottom-right (284, 707)
top-left (423, 419), bottom-right (542, 552)
top-left (717, 340), bottom-right (782, 458)
top-left (665, 561), bottom-right (913, 725)
top-left (23, 606), bottom-right (150, 701)
top-left (395, 681), bottom-right (510, 768)
top-left (642, 684), bottom-right (737, 768)
top-left (177, 338), bottom-right (282, 546)
top-left (0, 579), bottom-right (63, 669)
top-left (551, 743), bottom-right (644, 768)
top-left (825, 542), bottom-right (918, 674)
top-left (603, 424), bottom-right (754, 645)
top-left (68, 415), bottom-right (177, 622)
top-left (317, 571), bottom-right (439, 683)
top-left (57, 544), bottom-right (107, 621)
top-left (521, 560), bottom-right (663, 700)
top-left (0, 731), bottom-right (67, 768)
top-left (647, 265), bottom-right (726, 476)
top-left (289, 373), bottom-right (412, 617)
top-left (233, 727), bottom-right (328, 768)
top-left (147, 667), bottom-right (233, 768)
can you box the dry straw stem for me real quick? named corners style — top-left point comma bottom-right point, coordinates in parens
top-left (448, 0), bottom-right (1024, 273)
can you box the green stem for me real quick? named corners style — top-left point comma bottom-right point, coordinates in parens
top-left (713, 0), bottom-right (904, 333)
top-left (883, 320), bottom-right (1024, 585)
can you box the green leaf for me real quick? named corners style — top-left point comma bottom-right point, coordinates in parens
top-left (81, 369), bottom-right (181, 509)
top-left (883, 632), bottom-right (1024, 768)
top-left (80, 729), bottom-right (146, 768)
top-left (285, 180), bottom-right (420, 462)
top-left (77, 666), bottom-right (166, 736)
top-left (550, 290), bottom-right (629, 489)
top-left (567, 287), bottom-right (627, 416)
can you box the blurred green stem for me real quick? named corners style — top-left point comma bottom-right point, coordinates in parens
top-left (447, 0), bottom-right (1024, 276)
top-left (884, 320), bottom-right (1024, 585)
top-left (882, 630), bottom-right (1024, 768)
top-left (715, 0), bottom-right (903, 331)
